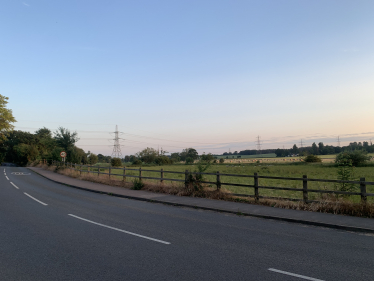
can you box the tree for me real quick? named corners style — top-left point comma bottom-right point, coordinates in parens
top-left (54, 127), bottom-right (79, 151)
top-left (136, 147), bottom-right (158, 164)
top-left (88, 153), bottom-right (98, 165)
top-left (318, 142), bottom-right (325, 154)
top-left (170, 153), bottom-right (180, 162)
top-left (0, 95), bottom-right (16, 141)
top-left (311, 142), bottom-right (319, 155)
top-left (292, 144), bottom-right (299, 155)
top-left (180, 148), bottom-right (199, 161)
top-left (200, 153), bottom-right (214, 163)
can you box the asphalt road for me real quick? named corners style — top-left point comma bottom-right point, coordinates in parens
top-left (1, 167), bottom-right (373, 281)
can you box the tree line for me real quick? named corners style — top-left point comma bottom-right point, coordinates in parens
top-left (0, 127), bottom-right (99, 166)
top-left (221, 141), bottom-right (374, 157)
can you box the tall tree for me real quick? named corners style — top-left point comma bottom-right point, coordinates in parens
top-left (0, 95), bottom-right (16, 140)
top-left (54, 127), bottom-right (79, 151)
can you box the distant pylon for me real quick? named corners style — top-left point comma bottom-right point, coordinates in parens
top-left (337, 136), bottom-right (341, 147)
top-left (256, 136), bottom-right (262, 154)
top-left (300, 139), bottom-right (304, 148)
top-left (111, 125), bottom-right (123, 158)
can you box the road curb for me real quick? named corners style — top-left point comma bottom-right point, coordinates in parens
top-left (28, 168), bottom-right (374, 234)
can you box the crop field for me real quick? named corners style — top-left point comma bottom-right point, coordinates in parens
top-left (83, 163), bottom-right (374, 203)
top-left (215, 153), bottom-right (276, 159)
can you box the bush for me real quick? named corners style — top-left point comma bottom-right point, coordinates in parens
top-left (335, 163), bottom-right (356, 193)
top-left (132, 178), bottom-right (144, 190)
top-left (304, 155), bottom-right (322, 163)
top-left (132, 159), bottom-right (142, 165)
top-left (155, 156), bottom-right (172, 165)
top-left (187, 161), bottom-right (211, 191)
top-left (219, 158), bottom-right (224, 164)
top-left (335, 150), bottom-right (371, 166)
top-left (111, 158), bottom-right (122, 167)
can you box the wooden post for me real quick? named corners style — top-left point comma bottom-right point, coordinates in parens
top-left (88, 165), bottom-right (90, 174)
top-left (216, 171), bottom-right (221, 191)
top-left (98, 165), bottom-right (100, 177)
top-left (109, 165), bottom-right (111, 179)
top-left (303, 175), bottom-right (308, 203)
top-left (254, 172), bottom-right (259, 202)
top-left (185, 170), bottom-right (189, 189)
top-left (123, 167), bottom-right (126, 182)
top-left (80, 164), bottom-right (82, 175)
top-left (139, 167), bottom-right (142, 181)
top-left (160, 169), bottom-right (164, 184)
top-left (360, 177), bottom-right (367, 203)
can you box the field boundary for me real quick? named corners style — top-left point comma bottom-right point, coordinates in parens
top-left (29, 166), bottom-right (374, 234)
top-left (54, 161), bottom-right (374, 204)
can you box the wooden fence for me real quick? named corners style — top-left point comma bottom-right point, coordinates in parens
top-left (53, 161), bottom-right (374, 204)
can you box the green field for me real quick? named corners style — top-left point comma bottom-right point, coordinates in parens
top-left (83, 163), bottom-right (374, 203)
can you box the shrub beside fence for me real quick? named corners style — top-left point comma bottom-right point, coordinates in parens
top-left (52, 161), bottom-right (374, 204)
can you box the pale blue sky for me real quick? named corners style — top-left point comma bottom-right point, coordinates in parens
top-left (2, 1), bottom-right (374, 155)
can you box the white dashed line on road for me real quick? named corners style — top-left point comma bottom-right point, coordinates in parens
top-left (24, 193), bottom-right (48, 206)
top-left (10, 182), bottom-right (19, 189)
top-left (5, 176), bottom-right (9, 180)
top-left (68, 214), bottom-right (171, 245)
top-left (268, 268), bottom-right (325, 281)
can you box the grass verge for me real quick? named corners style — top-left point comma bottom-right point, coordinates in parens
top-left (35, 164), bottom-right (374, 218)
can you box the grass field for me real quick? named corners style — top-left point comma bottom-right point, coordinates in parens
top-left (84, 162), bottom-right (374, 203)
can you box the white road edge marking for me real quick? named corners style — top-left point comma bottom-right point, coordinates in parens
top-left (68, 214), bottom-right (171, 245)
top-left (268, 268), bottom-right (325, 281)
top-left (10, 182), bottom-right (19, 189)
top-left (5, 176), bottom-right (9, 180)
top-left (24, 192), bottom-right (48, 206)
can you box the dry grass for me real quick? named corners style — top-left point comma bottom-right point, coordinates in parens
top-left (37, 165), bottom-right (374, 218)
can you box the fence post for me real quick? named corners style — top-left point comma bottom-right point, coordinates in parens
top-left (139, 167), bottom-right (142, 181)
top-left (303, 175), bottom-right (308, 203)
top-left (254, 172), bottom-right (259, 202)
top-left (216, 171), bottom-right (221, 191)
top-left (123, 167), bottom-right (126, 182)
top-left (88, 165), bottom-right (90, 174)
top-left (109, 165), bottom-right (111, 179)
top-left (161, 168), bottom-right (164, 184)
top-left (80, 164), bottom-right (82, 175)
top-left (98, 165), bottom-right (100, 177)
top-left (185, 170), bottom-right (189, 188)
top-left (360, 177), bottom-right (367, 203)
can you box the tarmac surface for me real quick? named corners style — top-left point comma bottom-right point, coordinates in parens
top-left (1, 166), bottom-right (373, 280)
top-left (28, 167), bottom-right (374, 234)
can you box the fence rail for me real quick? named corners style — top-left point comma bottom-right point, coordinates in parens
top-left (52, 161), bottom-right (374, 204)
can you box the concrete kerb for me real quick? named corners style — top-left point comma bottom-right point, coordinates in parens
top-left (28, 168), bottom-right (374, 234)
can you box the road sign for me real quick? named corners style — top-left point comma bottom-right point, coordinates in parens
top-left (60, 151), bottom-right (67, 158)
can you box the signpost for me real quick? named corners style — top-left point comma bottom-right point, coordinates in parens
top-left (60, 151), bottom-right (67, 166)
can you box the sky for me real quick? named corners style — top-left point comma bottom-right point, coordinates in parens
top-left (1, 0), bottom-right (374, 156)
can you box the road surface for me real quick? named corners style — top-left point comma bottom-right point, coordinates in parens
top-left (1, 167), bottom-right (373, 280)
